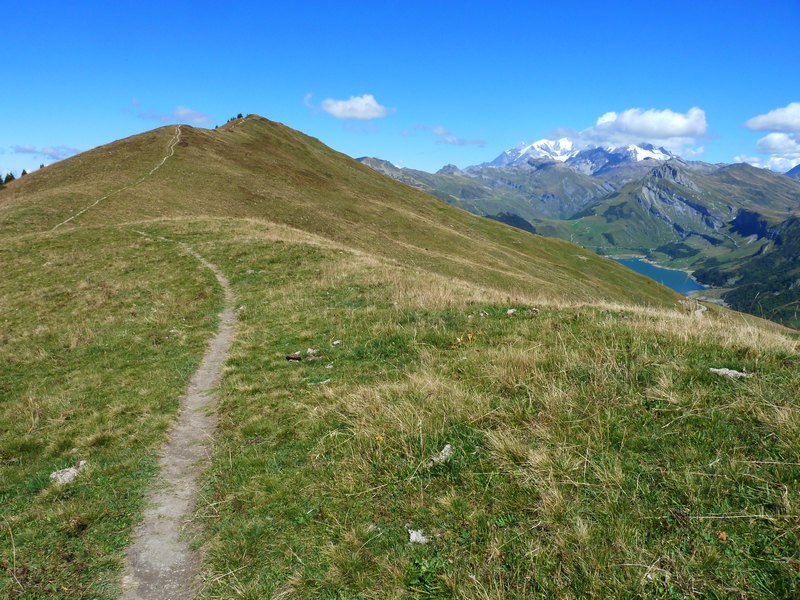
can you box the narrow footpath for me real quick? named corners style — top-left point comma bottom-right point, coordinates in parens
top-left (121, 242), bottom-right (235, 599)
top-left (51, 124), bottom-right (182, 231)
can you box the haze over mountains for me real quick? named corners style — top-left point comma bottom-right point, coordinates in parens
top-left (359, 139), bottom-right (800, 326)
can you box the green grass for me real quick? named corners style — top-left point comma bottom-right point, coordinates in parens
top-left (0, 117), bottom-right (797, 597)
top-left (160, 221), bottom-right (799, 599)
top-left (0, 227), bottom-right (221, 597)
top-left (1, 219), bottom-right (797, 598)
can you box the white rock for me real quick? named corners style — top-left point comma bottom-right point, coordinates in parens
top-left (709, 367), bottom-right (751, 379)
top-left (507, 308), bottom-right (517, 316)
top-left (50, 460), bottom-right (88, 485)
top-left (407, 528), bottom-right (429, 544)
top-left (428, 443), bottom-right (454, 467)
top-left (332, 340), bottom-right (342, 346)
top-left (306, 348), bottom-right (319, 356)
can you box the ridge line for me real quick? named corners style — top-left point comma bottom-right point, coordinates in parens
top-left (51, 125), bottom-right (182, 231)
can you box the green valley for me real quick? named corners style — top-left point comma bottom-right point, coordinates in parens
top-left (360, 151), bottom-right (800, 327)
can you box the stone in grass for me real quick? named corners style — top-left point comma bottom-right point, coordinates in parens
top-left (709, 367), bottom-right (751, 379)
top-left (506, 308), bottom-right (517, 316)
top-left (286, 352), bottom-right (302, 362)
top-left (50, 460), bottom-right (88, 486)
top-left (428, 443), bottom-right (454, 467)
top-left (406, 526), bottom-right (429, 544)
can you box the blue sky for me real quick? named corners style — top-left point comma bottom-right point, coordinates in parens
top-left (2, 1), bottom-right (799, 176)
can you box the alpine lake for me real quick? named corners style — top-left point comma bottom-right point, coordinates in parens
top-left (612, 257), bottom-right (705, 295)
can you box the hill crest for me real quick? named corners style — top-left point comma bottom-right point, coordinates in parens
top-left (0, 114), bottom-right (680, 309)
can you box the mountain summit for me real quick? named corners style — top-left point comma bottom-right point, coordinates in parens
top-left (487, 137), bottom-right (576, 166)
top-left (0, 114), bottom-right (675, 307)
top-left (485, 138), bottom-right (674, 170)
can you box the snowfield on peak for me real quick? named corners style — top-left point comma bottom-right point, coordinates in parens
top-left (488, 137), bottom-right (577, 166)
top-left (486, 138), bottom-right (674, 168)
top-left (621, 144), bottom-right (673, 162)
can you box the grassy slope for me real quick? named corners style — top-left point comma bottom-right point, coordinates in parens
top-left (172, 219), bottom-right (797, 599)
top-left (0, 117), bottom-right (798, 598)
top-left (0, 116), bottom-right (677, 309)
top-left (0, 227), bottom-right (220, 596)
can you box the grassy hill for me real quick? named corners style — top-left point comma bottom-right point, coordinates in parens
top-left (1, 116), bottom-right (798, 598)
top-left (0, 116), bottom-right (675, 307)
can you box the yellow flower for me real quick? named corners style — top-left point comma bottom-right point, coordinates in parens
top-left (375, 434), bottom-right (385, 444)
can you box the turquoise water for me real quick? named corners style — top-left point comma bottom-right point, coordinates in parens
top-left (612, 258), bottom-right (705, 295)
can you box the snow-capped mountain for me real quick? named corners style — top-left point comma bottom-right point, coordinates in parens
top-left (487, 138), bottom-right (577, 166)
top-left (619, 143), bottom-right (673, 162)
top-left (485, 138), bottom-right (674, 170)
top-left (567, 143), bottom-right (675, 176)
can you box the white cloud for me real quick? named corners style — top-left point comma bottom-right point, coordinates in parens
top-left (595, 112), bottom-right (618, 126)
top-left (409, 124), bottom-right (486, 147)
top-left (734, 153), bottom-right (800, 173)
top-left (172, 106), bottom-right (212, 124)
top-left (683, 146), bottom-right (705, 157)
top-left (437, 135), bottom-right (486, 147)
top-left (134, 102), bottom-right (212, 124)
top-left (756, 132), bottom-right (800, 155)
top-left (745, 102), bottom-right (800, 133)
top-left (321, 94), bottom-right (392, 120)
top-left (548, 107), bottom-right (708, 156)
top-left (12, 144), bottom-right (80, 160)
top-left (742, 103), bottom-right (800, 171)
top-left (577, 107), bottom-right (707, 153)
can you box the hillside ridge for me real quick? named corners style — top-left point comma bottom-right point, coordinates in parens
top-left (0, 114), bottom-right (681, 309)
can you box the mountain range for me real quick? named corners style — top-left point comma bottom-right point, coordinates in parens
top-left (2, 116), bottom-right (798, 598)
top-left (359, 139), bottom-right (800, 326)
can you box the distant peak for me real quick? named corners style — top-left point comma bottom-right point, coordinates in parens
top-left (436, 164), bottom-right (461, 175)
top-left (784, 163), bottom-right (800, 179)
top-left (648, 161), bottom-right (699, 190)
top-left (622, 144), bottom-right (674, 162)
top-left (483, 138), bottom-right (676, 169)
top-left (486, 137), bottom-right (577, 167)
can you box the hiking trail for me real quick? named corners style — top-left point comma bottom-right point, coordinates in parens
top-left (51, 125), bottom-right (182, 231)
top-left (121, 233), bottom-right (235, 599)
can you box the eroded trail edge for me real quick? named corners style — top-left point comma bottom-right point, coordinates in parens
top-left (122, 238), bottom-right (235, 599)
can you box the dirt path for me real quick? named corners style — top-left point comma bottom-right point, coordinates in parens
top-left (51, 125), bottom-right (182, 231)
top-left (121, 239), bottom-right (235, 599)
